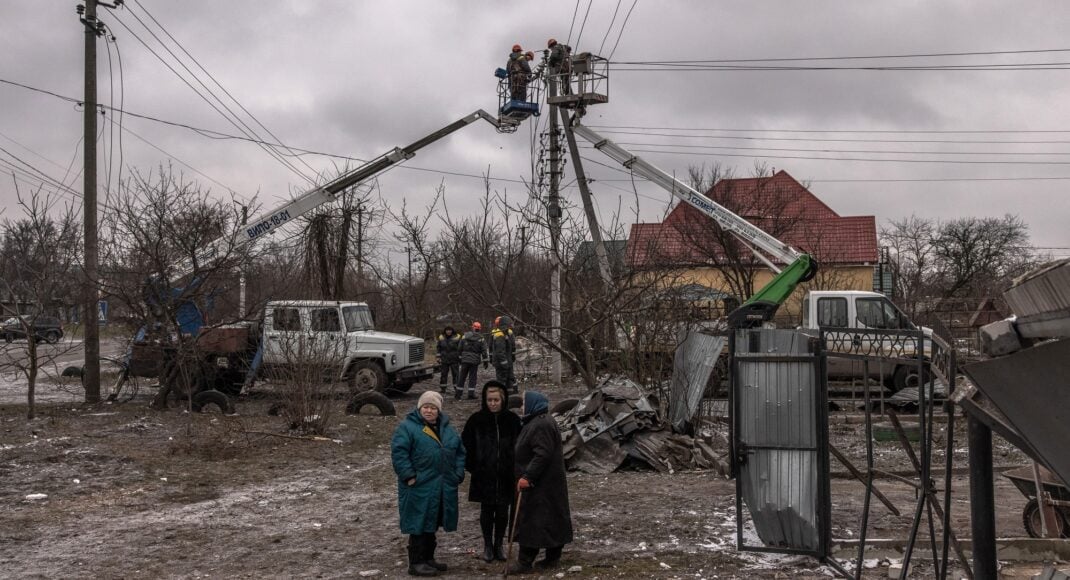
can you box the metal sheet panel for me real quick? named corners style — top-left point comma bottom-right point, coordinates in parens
top-left (670, 331), bottom-right (726, 433)
top-left (962, 338), bottom-right (1070, 488)
top-left (734, 329), bottom-right (823, 553)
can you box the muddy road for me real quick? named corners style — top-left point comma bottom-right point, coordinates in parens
top-left (0, 374), bottom-right (1040, 579)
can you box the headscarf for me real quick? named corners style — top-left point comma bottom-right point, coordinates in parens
top-left (522, 390), bottom-right (549, 422)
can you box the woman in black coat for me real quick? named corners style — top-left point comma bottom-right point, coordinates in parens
top-left (461, 380), bottom-right (522, 563)
top-left (509, 390), bottom-right (574, 574)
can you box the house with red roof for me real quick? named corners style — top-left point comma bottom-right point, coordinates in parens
top-left (625, 170), bottom-right (879, 321)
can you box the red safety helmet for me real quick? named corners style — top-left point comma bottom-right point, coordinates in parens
top-left (512, 44), bottom-right (522, 52)
top-left (472, 321), bottom-right (482, 331)
top-left (547, 38), bottom-right (557, 48)
top-left (525, 51), bottom-right (535, 60)
top-left (494, 316), bottom-right (501, 327)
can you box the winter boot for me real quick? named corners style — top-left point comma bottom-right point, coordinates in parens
top-left (454, 388), bottom-right (462, 401)
top-left (493, 542), bottom-right (506, 562)
top-left (482, 541), bottom-right (495, 563)
top-left (407, 545), bottom-right (438, 577)
top-left (426, 535), bottom-right (447, 572)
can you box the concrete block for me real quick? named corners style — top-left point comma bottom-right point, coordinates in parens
top-left (980, 319), bottom-right (1022, 357)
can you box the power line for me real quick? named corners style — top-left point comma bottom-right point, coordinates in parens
top-left (108, 9), bottom-right (316, 186)
top-left (586, 128), bottom-right (1070, 145)
top-left (611, 47), bottom-right (1070, 65)
top-left (607, 0), bottom-right (639, 60)
top-left (128, 0), bottom-right (320, 180)
top-left (597, 0), bottom-right (623, 56)
top-left (574, 0), bottom-right (594, 51)
top-left (579, 144), bottom-right (1070, 165)
top-left (586, 124), bottom-right (1070, 135)
top-left (603, 140), bottom-right (1070, 157)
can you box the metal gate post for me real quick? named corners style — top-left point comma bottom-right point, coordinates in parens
top-left (968, 415), bottom-right (998, 580)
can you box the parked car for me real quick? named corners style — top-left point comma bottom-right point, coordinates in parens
top-left (2, 315), bottom-right (64, 344)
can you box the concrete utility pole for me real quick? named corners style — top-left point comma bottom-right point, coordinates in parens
top-left (80, 0), bottom-right (101, 402)
top-left (561, 109), bottom-right (616, 350)
top-left (239, 205), bottom-right (248, 316)
top-left (548, 80), bottom-right (563, 385)
top-left (356, 204), bottom-right (364, 284)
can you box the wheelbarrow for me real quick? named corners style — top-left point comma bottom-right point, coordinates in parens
top-left (1004, 465), bottom-right (1070, 538)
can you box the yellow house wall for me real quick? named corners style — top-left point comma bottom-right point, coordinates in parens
top-left (662, 265), bottom-right (875, 321)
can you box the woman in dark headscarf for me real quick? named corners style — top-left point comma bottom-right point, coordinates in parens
top-left (508, 390), bottom-right (574, 574)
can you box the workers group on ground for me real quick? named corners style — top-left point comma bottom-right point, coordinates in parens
top-left (391, 383), bottom-right (574, 576)
top-left (436, 317), bottom-right (517, 400)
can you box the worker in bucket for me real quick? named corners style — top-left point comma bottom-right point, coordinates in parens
top-left (435, 325), bottom-right (461, 394)
top-left (461, 380), bottom-right (522, 563)
top-left (508, 390), bottom-right (574, 574)
top-left (390, 390), bottom-right (466, 577)
top-left (546, 38), bottom-right (572, 95)
top-left (507, 45), bottom-right (533, 101)
top-left (490, 316), bottom-right (517, 394)
top-left (455, 321), bottom-right (487, 400)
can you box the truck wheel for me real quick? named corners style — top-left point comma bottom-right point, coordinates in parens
top-left (44, 330), bottom-right (60, 344)
top-left (892, 365), bottom-right (930, 393)
top-left (348, 361), bottom-right (388, 393)
top-left (191, 389), bottom-right (236, 415)
top-left (3, 333), bottom-right (11, 343)
top-left (345, 391), bottom-right (396, 416)
top-left (1023, 498), bottom-right (1069, 538)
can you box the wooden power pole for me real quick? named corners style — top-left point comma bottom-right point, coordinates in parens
top-left (80, 0), bottom-right (101, 402)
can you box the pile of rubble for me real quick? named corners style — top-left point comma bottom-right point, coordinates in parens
top-left (556, 377), bottom-right (727, 475)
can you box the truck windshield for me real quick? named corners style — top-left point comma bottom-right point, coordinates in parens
top-left (857, 297), bottom-right (914, 330)
top-left (343, 306), bottom-right (375, 332)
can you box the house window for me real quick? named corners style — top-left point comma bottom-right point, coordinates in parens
top-left (816, 297), bottom-right (847, 328)
top-left (272, 308), bottom-right (301, 331)
top-left (310, 308), bottom-right (341, 332)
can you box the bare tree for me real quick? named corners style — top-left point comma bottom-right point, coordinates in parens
top-left (880, 215), bottom-right (936, 319)
top-left (932, 214), bottom-right (1034, 298)
top-left (99, 166), bottom-right (255, 407)
top-left (0, 189), bottom-right (81, 418)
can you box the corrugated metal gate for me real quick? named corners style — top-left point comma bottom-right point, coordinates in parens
top-left (731, 329), bottom-right (837, 564)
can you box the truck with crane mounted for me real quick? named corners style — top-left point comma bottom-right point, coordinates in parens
top-left (111, 109), bottom-right (523, 408)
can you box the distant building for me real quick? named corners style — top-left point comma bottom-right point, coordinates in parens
top-left (624, 170), bottom-right (879, 321)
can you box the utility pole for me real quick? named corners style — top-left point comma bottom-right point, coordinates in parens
top-left (79, 0), bottom-right (102, 403)
top-left (561, 109), bottom-right (616, 350)
top-left (548, 79), bottom-right (563, 385)
top-left (406, 245), bottom-right (413, 287)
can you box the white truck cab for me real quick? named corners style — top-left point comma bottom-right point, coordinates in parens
top-left (801, 290), bottom-right (932, 391)
top-left (261, 300), bottom-right (433, 392)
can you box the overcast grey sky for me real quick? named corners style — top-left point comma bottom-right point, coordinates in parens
top-left (2, 1), bottom-right (1069, 257)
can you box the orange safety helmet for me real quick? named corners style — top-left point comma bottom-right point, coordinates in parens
top-left (547, 38), bottom-right (557, 48)
top-left (472, 321), bottom-right (482, 331)
top-left (512, 44), bottom-right (522, 52)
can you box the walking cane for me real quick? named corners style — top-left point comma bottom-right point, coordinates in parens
top-left (502, 489), bottom-right (524, 578)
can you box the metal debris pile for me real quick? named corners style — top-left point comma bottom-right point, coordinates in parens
top-left (556, 377), bottom-right (726, 475)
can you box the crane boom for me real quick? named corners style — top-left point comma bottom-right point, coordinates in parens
top-left (569, 122), bottom-right (817, 327)
top-left (168, 110), bottom-right (501, 282)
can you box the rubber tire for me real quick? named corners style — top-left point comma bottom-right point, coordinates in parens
top-left (550, 398), bottom-right (579, 415)
top-left (345, 391), bottom-right (396, 416)
top-left (44, 330), bottom-right (60, 344)
top-left (190, 389), bottom-right (236, 415)
top-left (508, 394), bottom-right (522, 410)
top-left (3, 333), bottom-right (11, 343)
top-left (1023, 498), bottom-right (1070, 538)
top-left (349, 361), bottom-right (388, 393)
top-left (891, 364), bottom-right (930, 393)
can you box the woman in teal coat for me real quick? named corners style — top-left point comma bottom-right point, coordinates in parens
top-left (391, 390), bottom-right (466, 577)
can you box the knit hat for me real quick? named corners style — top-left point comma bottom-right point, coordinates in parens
top-left (418, 390), bottom-right (443, 411)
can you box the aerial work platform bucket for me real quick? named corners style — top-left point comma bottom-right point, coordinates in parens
top-left (545, 52), bottom-right (609, 109)
top-left (494, 67), bottom-right (542, 133)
